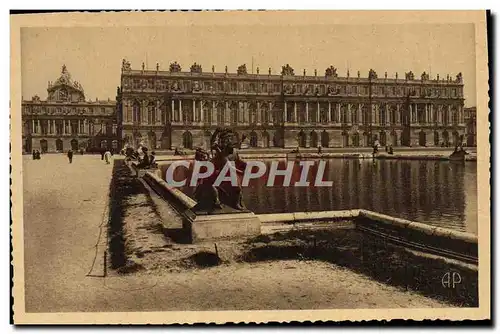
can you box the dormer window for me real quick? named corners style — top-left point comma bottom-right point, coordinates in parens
top-left (59, 88), bottom-right (68, 101)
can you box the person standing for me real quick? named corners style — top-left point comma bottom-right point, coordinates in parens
top-left (67, 149), bottom-right (74, 164)
top-left (104, 149), bottom-right (112, 164)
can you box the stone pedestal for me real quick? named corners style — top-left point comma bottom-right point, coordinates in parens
top-left (183, 210), bottom-right (261, 243)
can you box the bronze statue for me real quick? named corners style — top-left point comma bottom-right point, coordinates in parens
top-left (192, 128), bottom-right (248, 212)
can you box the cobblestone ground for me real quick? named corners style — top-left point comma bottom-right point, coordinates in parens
top-left (22, 154), bottom-right (447, 314)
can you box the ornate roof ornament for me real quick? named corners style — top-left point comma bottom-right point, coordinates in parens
top-left (421, 71), bottom-right (430, 81)
top-left (456, 72), bottom-right (463, 83)
top-left (54, 64), bottom-right (72, 85)
top-left (405, 71), bottom-right (415, 81)
top-left (237, 64), bottom-right (247, 75)
top-left (190, 62), bottom-right (202, 73)
top-left (368, 69), bottom-right (378, 80)
top-left (325, 66), bottom-right (338, 78)
top-left (281, 64), bottom-right (295, 76)
top-left (122, 59), bottom-right (132, 71)
top-left (169, 61), bottom-right (182, 73)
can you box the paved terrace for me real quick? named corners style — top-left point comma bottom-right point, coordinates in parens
top-left (22, 154), bottom-right (446, 314)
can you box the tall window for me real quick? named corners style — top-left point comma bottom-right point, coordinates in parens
top-left (148, 102), bottom-right (155, 124)
top-left (133, 101), bottom-right (141, 123)
top-left (379, 107), bottom-right (386, 125)
top-left (390, 106), bottom-right (397, 124)
top-left (452, 109), bottom-right (459, 124)
top-left (352, 108), bottom-right (358, 124)
top-left (341, 105), bottom-right (348, 123)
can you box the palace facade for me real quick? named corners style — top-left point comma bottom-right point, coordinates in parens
top-left (464, 106), bottom-right (477, 147)
top-left (22, 65), bottom-right (119, 153)
top-left (118, 60), bottom-right (466, 150)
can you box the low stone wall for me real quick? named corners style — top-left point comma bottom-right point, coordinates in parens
top-left (257, 210), bottom-right (360, 223)
top-left (356, 210), bottom-right (477, 262)
top-left (142, 171), bottom-right (196, 212)
top-left (257, 209), bottom-right (478, 265)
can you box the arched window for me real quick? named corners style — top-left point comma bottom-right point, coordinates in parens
top-left (133, 101), bottom-right (141, 123)
top-left (148, 102), bottom-right (155, 124)
top-left (217, 103), bottom-right (225, 125)
top-left (310, 131), bottom-right (318, 147)
top-left (182, 131), bottom-right (193, 149)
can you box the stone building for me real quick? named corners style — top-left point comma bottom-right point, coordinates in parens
top-left (118, 59), bottom-right (466, 150)
top-left (22, 65), bottom-right (119, 153)
top-left (464, 106), bottom-right (476, 147)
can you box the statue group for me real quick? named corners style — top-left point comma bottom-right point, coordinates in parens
top-left (192, 128), bottom-right (248, 213)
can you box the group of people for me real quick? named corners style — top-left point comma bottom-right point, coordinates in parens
top-left (124, 145), bottom-right (157, 169)
top-left (32, 150), bottom-right (41, 160)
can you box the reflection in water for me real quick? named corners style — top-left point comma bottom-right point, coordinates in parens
top-left (160, 159), bottom-right (477, 234)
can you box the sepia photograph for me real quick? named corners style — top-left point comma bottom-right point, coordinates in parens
top-left (10, 10), bottom-right (490, 324)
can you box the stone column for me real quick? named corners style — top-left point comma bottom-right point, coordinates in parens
top-left (268, 102), bottom-right (272, 124)
top-left (358, 104), bottom-right (363, 124)
top-left (192, 100), bottom-right (196, 122)
top-left (347, 104), bottom-right (352, 124)
top-left (212, 101), bottom-right (216, 124)
top-left (225, 101), bottom-right (229, 124)
top-left (396, 105), bottom-right (401, 124)
top-left (179, 100), bottom-right (183, 122)
top-left (171, 99), bottom-right (175, 123)
top-left (294, 102), bottom-right (297, 123)
top-left (337, 103), bottom-right (341, 123)
top-left (63, 120), bottom-right (66, 135)
top-left (316, 102), bottom-right (320, 124)
top-left (447, 105), bottom-right (451, 125)
top-left (200, 100), bottom-right (204, 123)
top-left (328, 102), bottom-right (332, 123)
top-left (32, 120), bottom-right (35, 134)
top-left (284, 101), bottom-right (287, 123)
top-left (305, 102), bottom-right (309, 123)
top-left (78, 120), bottom-right (80, 134)
top-left (257, 102), bottom-right (261, 124)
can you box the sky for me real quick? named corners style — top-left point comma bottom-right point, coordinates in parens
top-left (21, 23), bottom-right (476, 106)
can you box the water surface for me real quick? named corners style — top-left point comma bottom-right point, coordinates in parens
top-left (161, 159), bottom-right (477, 234)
